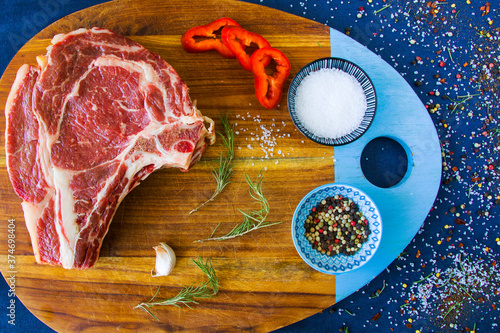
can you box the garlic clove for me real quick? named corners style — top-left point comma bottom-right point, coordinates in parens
top-left (151, 242), bottom-right (176, 277)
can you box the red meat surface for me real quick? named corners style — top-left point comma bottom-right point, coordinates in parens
top-left (5, 28), bottom-right (214, 269)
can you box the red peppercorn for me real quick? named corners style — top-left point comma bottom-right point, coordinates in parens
top-left (439, 61), bottom-right (445, 67)
top-left (312, 207), bottom-right (316, 212)
top-left (350, 221), bottom-right (356, 226)
top-left (488, 164), bottom-right (495, 170)
top-left (335, 239), bottom-right (340, 243)
top-left (319, 229), bottom-right (324, 233)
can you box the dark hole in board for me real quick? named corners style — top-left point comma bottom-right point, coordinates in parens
top-left (360, 137), bottom-right (409, 188)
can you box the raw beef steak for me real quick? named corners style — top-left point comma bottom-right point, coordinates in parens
top-left (5, 28), bottom-right (215, 269)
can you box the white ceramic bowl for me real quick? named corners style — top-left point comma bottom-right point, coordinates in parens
top-left (287, 57), bottom-right (376, 146)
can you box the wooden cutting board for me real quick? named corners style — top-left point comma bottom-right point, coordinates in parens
top-left (0, 0), bottom-right (336, 332)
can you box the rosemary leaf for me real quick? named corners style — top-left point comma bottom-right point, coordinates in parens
top-left (344, 309), bottom-right (356, 316)
top-left (374, 4), bottom-right (391, 14)
top-left (209, 222), bottom-right (222, 238)
top-left (447, 47), bottom-right (454, 63)
top-left (190, 112), bottom-right (235, 214)
top-left (369, 280), bottom-right (386, 299)
top-left (457, 283), bottom-right (476, 302)
top-left (413, 272), bottom-right (433, 284)
top-left (443, 301), bottom-right (462, 319)
top-left (134, 256), bottom-right (219, 320)
top-left (197, 171), bottom-right (281, 242)
top-left (437, 271), bottom-right (455, 288)
top-left (458, 253), bottom-right (466, 273)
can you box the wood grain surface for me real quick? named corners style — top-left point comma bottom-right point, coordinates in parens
top-left (0, 0), bottom-right (336, 332)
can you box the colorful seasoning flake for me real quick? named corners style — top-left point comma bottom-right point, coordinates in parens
top-left (304, 195), bottom-right (371, 256)
top-left (245, 0), bottom-right (500, 332)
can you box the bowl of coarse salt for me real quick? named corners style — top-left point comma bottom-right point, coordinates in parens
top-left (287, 57), bottom-right (376, 146)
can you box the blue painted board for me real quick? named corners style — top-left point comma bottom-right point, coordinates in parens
top-left (330, 28), bottom-right (442, 301)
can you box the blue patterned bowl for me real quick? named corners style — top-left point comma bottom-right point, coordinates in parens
top-left (291, 183), bottom-right (382, 275)
top-left (287, 57), bottom-right (376, 146)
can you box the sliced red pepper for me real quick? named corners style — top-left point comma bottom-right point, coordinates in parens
top-left (180, 18), bottom-right (241, 58)
top-left (221, 26), bottom-right (271, 71)
top-left (251, 47), bottom-right (291, 110)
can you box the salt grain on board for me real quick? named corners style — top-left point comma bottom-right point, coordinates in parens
top-left (295, 68), bottom-right (367, 138)
top-left (234, 113), bottom-right (292, 165)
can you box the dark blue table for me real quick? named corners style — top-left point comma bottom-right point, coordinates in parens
top-left (1, 1), bottom-right (499, 332)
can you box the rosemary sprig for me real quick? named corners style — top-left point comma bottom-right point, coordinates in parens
top-left (197, 171), bottom-right (281, 242)
top-left (445, 93), bottom-right (480, 113)
top-left (135, 256), bottom-right (219, 320)
top-left (190, 112), bottom-right (235, 214)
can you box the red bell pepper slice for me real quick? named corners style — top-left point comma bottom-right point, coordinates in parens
top-left (181, 18), bottom-right (241, 58)
top-left (221, 26), bottom-right (271, 71)
top-left (251, 47), bottom-right (291, 109)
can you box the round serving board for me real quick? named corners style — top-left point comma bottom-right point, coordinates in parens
top-left (0, 0), bottom-right (441, 332)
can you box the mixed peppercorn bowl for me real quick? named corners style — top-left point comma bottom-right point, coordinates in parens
top-left (291, 183), bottom-right (382, 275)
